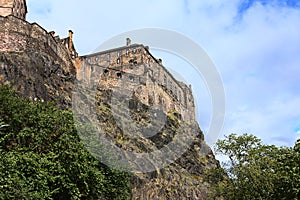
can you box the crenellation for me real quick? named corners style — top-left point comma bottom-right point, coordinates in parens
top-left (0, 15), bottom-right (78, 72)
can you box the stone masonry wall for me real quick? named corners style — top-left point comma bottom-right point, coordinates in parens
top-left (0, 16), bottom-right (74, 69)
top-left (76, 44), bottom-right (195, 121)
top-left (0, 0), bottom-right (27, 19)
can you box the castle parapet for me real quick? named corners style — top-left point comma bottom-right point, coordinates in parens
top-left (0, 15), bottom-right (77, 70)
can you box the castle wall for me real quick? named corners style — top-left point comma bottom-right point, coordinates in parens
top-left (0, 0), bottom-right (26, 19)
top-left (76, 44), bottom-right (195, 121)
top-left (0, 15), bottom-right (74, 70)
top-left (0, 4), bottom-right (195, 121)
top-left (0, 7), bottom-right (12, 17)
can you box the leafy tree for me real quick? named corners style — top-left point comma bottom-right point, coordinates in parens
top-left (207, 133), bottom-right (300, 200)
top-left (0, 85), bottom-right (131, 199)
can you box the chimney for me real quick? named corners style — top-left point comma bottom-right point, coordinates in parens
top-left (69, 30), bottom-right (74, 40)
top-left (126, 38), bottom-right (131, 46)
top-left (49, 31), bottom-right (55, 37)
top-left (158, 58), bottom-right (162, 65)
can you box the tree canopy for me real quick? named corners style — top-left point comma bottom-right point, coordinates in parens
top-left (0, 85), bottom-right (131, 199)
top-left (207, 133), bottom-right (300, 200)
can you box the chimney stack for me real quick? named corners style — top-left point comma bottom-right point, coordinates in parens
top-left (69, 30), bottom-right (73, 40)
top-left (158, 58), bottom-right (162, 65)
top-left (49, 31), bottom-right (55, 37)
top-left (126, 38), bottom-right (131, 46)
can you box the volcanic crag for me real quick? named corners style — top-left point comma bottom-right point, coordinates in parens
top-left (0, 1), bottom-right (220, 199)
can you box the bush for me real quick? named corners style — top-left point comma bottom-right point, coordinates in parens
top-left (0, 85), bottom-right (131, 199)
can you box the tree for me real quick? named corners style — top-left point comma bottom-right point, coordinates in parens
top-left (207, 133), bottom-right (300, 200)
top-left (0, 85), bottom-right (131, 199)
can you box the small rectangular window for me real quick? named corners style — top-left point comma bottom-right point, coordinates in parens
top-left (129, 75), bottom-right (134, 81)
top-left (107, 54), bottom-right (110, 64)
top-left (116, 72), bottom-right (122, 78)
top-left (163, 76), bottom-right (167, 86)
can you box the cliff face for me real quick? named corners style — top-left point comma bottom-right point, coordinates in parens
top-left (0, 50), bottom-right (75, 107)
top-left (75, 82), bottom-right (220, 200)
top-left (0, 15), bottom-right (220, 199)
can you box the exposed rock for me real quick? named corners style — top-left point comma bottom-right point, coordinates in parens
top-left (0, 50), bottom-right (75, 107)
top-left (0, 13), bottom-right (221, 199)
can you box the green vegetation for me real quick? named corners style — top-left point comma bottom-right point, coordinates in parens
top-left (207, 133), bottom-right (300, 200)
top-left (0, 86), bottom-right (131, 199)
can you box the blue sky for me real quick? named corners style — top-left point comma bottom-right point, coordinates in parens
top-left (26, 0), bottom-right (300, 148)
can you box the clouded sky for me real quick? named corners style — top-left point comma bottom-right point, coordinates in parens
top-left (26, 0), bottom-right (300, 148)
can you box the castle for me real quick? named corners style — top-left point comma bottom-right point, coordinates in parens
top-left (0, 0), bottom-right (77, 69)
top-left (0, 0), bottom-right (195, 121)
top-left (76, 39), bottom-right (195, 121)
top-left (0, 2), bottom-right (222, 199)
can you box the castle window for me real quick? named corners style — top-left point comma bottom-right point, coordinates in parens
top-left (95, 57), bottom-right (99, 62)
top-left (129, 75), bottom-right (134, 82)
top-left (133, 48), bottom-right (136, 53)
top-left (126, 49), bottom-right (129, 56)
top-left (174, 87), bottom-right (178, 100)
top-left (117, 51), bottom-right (121, 57)
top-left (158, 95), bottom-right (162, 104)
top-left (178, 91), bottom-right (182, 102)
top-left (148, 95), bottom-right (154, 106)
top-left (116, 72), bottom-right (122, 78)
top-left (107, 54), bottom-right (110, 62)
top-left (103, 69), bottom-right (109, 75)
top-left (163, 75), bottom-right (167, 86)
top-left (117, 58), bottom-right (120, 64)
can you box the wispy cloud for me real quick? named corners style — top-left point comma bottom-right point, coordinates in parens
top-left (27, 0), bottom-right (52, 17)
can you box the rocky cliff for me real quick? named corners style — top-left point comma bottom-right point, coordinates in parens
top-left (0, 15), bottom-right (220, 199)
top-left (0, 15), bottom-right (75, 107)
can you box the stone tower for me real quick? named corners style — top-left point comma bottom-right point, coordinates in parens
top-left (0, 0), bottom-right (27, 20)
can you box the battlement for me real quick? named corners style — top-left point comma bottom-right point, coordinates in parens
top-left (0, 15), bottom-right (77, 69)
top-left (76, 39), bottom-right (195, 121)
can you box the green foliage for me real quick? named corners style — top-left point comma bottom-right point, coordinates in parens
top-left (207, 133), bottom-right (300, 200)
top-left (0, 85), bottom-right (131, 199)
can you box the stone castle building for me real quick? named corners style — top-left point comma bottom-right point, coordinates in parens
top-left (76, 40), bottom-right (195, 121)
top-left (0, 0), bottom-right (27, 19)
top-left (0, 0), bottom-right (195, 121)
top-left (0, 2), bottom-right (222, 199)
top-left (0, 0), bottom-right (77, 68)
